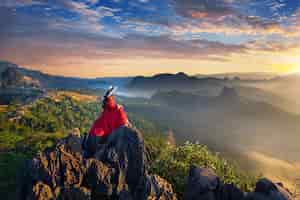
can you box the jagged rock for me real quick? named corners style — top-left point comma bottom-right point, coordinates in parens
top-left (147, 175), bottom-right (177, 200)
top-left (94, 126), bottom-right (148, 199)
top-left (29, 182), bottom-right (54, 200)
top-left (56, 187), bottom-right (91, 200)
top-left (184, 166), bottom-right (220, 200)
top-left (17, 127), bottom-right (177, 200)
top-left (216, 183), bottom-right (245, 200)
top-left (184, 166), bottom-right (293, 200)
top-left (85, 159), bottom-right (115, 198)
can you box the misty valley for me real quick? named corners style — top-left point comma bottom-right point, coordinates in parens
top-left (0, 61), bottom-right (299, 199)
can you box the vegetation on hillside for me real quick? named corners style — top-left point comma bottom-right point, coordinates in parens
top-left (0, 92), bottom-right (167, 199)
top-left (0, 91), bottom-right (258, 199)
top-left (150, 142), bottom-right (258, 198)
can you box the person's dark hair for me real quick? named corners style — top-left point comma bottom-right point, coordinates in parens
top-left (102, 86), bottom-right (115, 109)
top-left (102, 96), bottom-right (108, 109)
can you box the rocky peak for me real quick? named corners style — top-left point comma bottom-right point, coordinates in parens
top-left (1, 67), bottom-right (23, 88)
top-left (1, 67), bottom-right (40, 89)
top-left (0, 61), bottom-right (18, 73)
top-left (17, 127), bottom-right (176, 200)
top-left (175, 72), bottom-right (189, 78)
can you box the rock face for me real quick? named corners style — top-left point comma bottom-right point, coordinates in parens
top-left (17, 127), bottom-right (177, 200)
top-left (184, 166), bottom-right (293, 200)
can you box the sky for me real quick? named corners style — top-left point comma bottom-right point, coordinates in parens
top-left (0, 0), bottom-right (300, 77)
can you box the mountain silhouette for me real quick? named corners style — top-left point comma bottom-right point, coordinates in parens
top-left (0, 61), bottom-right (105, 90)
top-left (128, 72), bottom-right (224, 91)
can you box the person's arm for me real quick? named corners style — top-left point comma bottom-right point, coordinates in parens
top-left (117, 105), bottom-right (129, 127)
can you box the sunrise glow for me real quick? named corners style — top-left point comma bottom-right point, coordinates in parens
top-left (0, 0), bottom-right (300, 77)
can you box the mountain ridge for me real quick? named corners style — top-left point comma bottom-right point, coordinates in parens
top-left (0, 61), bottom-right (105, 89)
top-left (128, 72), bottom-right (224, 92)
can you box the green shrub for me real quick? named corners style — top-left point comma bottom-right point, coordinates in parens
top-left (0, 132), bottom-right (23, 151)
top-left (18, 96), bottom-right (101, 134)
top-left (0, 94), bottom-right (259, 199)
top-left (150, 142), bottom-right (258, 198)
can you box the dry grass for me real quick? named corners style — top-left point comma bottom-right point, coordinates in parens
top-left (0, 106), bottom-right (7, 113)
top-left (47, 91), bottom-right (97, 102)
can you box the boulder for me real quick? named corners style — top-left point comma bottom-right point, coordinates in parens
top-left (184, 166), bottom-right (220, 200)
top-left (184, 166), bottom-right (293, 200)
top-left (245, 178), bottom-right (293, 200)
top-left (216, 183), bottom-right (245, 200)
top-left (17, 127), bottom-right (177, 200)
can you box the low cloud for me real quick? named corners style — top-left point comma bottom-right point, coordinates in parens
top-left (172, 0), bottom-right (234, 19)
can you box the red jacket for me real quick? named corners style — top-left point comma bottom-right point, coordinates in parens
top-left (89, 96), bottom-right (128, 137)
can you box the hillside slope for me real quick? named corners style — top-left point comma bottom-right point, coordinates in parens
top-left (0, 90), bottom-right (296, 199)
top-left (0, 61), bottom-right (104, 89)
top-left (17, 128), bottom-right (293, 200)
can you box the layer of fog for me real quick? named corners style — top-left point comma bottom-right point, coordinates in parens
top-left (92, 79), bottom-right (155, 98)
top-left (239, 74), bottom-right (300, 114)
top-left (123, 79), bottom-right (300, 189)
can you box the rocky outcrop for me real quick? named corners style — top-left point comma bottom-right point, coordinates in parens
top-left (245, 179), bottom-right (293, 200)
top-left (1, 67), bottom-right (40, 89)
top-left (184, 166), bottom-right (293, 200)
top-left (184, 166), bottom-right (244, 200)
top-left (17, 127), bottom-right (177, 200)
top-left (17, 127), bottom-right (294, 200)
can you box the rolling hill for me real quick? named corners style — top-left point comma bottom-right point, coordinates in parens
top-left (128, 72), bottom-right (225, 94)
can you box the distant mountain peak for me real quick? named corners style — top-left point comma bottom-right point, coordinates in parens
top-left (176, 72), bottom-right (188, 77)
top-left (0, 61), bottom-right (105, 90)
top-left (129, 72), bottom-right (224, 90)
top-left (150, 72), bottom-right (189, 79)
top-left (0, 67), bottom-right (40, 89)
top-left (1, 67), bottom-right (24, 88)
top-left (0, 60), bottom-right (18, 68)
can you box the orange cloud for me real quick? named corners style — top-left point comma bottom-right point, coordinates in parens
top-left (189, 11), bottom-right (209, 18)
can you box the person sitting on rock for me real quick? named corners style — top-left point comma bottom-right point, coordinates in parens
top-left (86, 86), bottom-right (130, 156)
